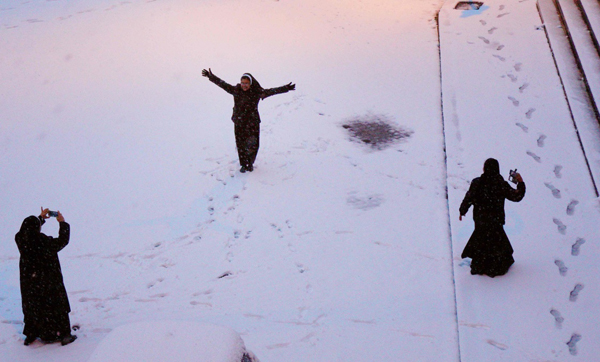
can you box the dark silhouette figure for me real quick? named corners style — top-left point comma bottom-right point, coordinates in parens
top-left (202, 68), bottom-right (295, 173)
top-left (15, 208), bottom-right (77, 346)
top-left (459, 159), bottom-right (526, 277)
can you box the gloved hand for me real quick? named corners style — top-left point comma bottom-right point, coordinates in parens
top-left (202, 68), bottom-right (214, 78)
top-left (286, 82), bottom-right (296, 91)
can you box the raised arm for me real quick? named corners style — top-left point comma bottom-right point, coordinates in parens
top-left (202, 68), bottom-right (236, 95)
top-left (505, 173), bottom-right (526, 202)
top-left (49, 221), bottom-right (70, 253)
top-left (261, 82), bottom-right (295, 100)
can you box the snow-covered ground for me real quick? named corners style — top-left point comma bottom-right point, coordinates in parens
top-left (0, 0), bottom-right (598, 361)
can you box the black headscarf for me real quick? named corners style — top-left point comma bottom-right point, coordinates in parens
top-left (483, 158), bottom-right (500, 176)
top-left (240, 73), bottom-right (263, 94)
top-left (15, 216), bottom-right (42, 248)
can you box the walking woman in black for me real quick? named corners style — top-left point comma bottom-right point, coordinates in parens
top-left (15, 208), bottom-right (77, 346)
top-left (459, 158), bottom-right (526, 277)
top-left (202, 68), bottom-right (295, 173)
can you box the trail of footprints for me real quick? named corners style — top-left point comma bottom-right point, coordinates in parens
top-left (476, 6), bottom-right (587, 356)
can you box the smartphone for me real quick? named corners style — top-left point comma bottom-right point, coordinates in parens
top-left (48, 211), bottom-right (59, 217)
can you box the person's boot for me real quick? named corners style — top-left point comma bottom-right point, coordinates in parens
top-left (247, 165), bottom-right (254, 172)
top-left (240, 166), bottom-right (247, 173)
top-left (24, 336), bottom-right (36, 346)
top-left (61, 335), bottom-right (77, 346)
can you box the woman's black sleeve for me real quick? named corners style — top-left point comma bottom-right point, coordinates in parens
top-left (48, 222), bottom-right (70, 253)
top-left (459, 179), bottom-right (478, 216)
top-left (261, 85), bottom-right (290, 99)
top-left (505, 182), bottom-right (526, 202)
top-left (208, 74), bottom-right (236, 95)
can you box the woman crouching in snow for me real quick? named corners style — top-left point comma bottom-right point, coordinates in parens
top-left (202, 68), bottom-right (295, 173)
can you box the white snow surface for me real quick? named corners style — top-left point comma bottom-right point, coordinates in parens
top-left (0, 0), bottom-right (599, 361)
top-left (87, 321), bottom-right (253, 362)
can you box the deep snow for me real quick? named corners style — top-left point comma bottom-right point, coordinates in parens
top-left (1, 0), bottom-right (599, 361)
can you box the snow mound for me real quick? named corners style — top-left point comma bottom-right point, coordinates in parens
top-left (87, 321), bottom-right (257, 362)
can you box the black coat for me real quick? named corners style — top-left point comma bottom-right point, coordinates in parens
top-left (459, 173), bottom-right (526, 225)
top-left (15, 216), bottom-right (71, 324)
top-left (208, 74), bottom-right (290, 124)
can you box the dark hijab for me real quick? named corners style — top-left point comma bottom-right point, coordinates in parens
top-left (240, 73), bottom-right (263, 94)
top-left (15, 216), bottom-right (41, 249)
top-left (483, 158), bottom-right (500, 176)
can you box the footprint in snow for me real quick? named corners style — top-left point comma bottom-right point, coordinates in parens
top-left (553, 218), bottom-right (567, 234)
top-left (550, 309), bottom-right (564, 329)
top-left (488, 27), bottom-right (497, 34)
top-left (507, 74), bottom-right (518, 82)
top-left (499, 5), bottom-right (506, 10)
top-left (478, 36), bottom-right (490, 44)
top-left (571, 237), bottom-right (585, 256)
top-left (526, 151), bottom-right (541, 163)
top-left (515, 123), bottom-right (528, 132)
top-left (486, 340), bottom-right (508, 350)
top-left (493, 54), bottom-right (506, 62)
top-left (497, 12), bottom-right (510, 18)
top-left (544, 182), bottom-right (561, 198)
top-left (566, 200), bottom-right (579, 215)
top-left (508, 96), bottom-right (519, 106)
top-left (554, 165), bottom-right (563, 178)
top-left (480, 20), bottom-right (487, 25)
top-left (497, 44), bottom-right (505, 51)
top-left (218, 271), bottom-right (233, 279)
top-left (569, 283), bottom-right (584, 302)
top-left (554, 259), bottom-right (567, 276)
top-left (567, 333), bottom-right (582, 355)
top-left (519, 83), bottom-right (529, 93)
top-left (147, 278), bottom-right (164, 289)
top-left (514, 63), bottom-right (522, 71)
top-left (537, 134), bottom-right (546, 147)
top-left (295, 263), bottom-right (307, 273)
top-left (525, 108), bottom-right (536, 119)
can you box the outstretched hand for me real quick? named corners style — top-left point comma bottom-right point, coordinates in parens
top-left (286, 82), bottom-right (296, 91)
top-left (201, 68), bottom-right (213, 78)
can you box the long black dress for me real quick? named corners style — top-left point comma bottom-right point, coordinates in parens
top-left (207, 73), bottom-right (291, 169)
top-left (15, 216), bottom-right (73, 342)
top-left (459, 163), bottom-right (526, 277)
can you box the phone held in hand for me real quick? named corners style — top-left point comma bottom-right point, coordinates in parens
top-left (508, 169), bottom-right (518, 184)
top-left (48, 211), bottom-right (59, 217)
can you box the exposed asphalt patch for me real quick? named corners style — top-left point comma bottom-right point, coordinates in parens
top-left (342, 114), bottom-right (413, 150)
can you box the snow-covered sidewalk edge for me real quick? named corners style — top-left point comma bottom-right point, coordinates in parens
top-left (537, 0), bottom-right (600, 197)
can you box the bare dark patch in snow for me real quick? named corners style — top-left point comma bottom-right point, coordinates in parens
top-left (342, 114), bottom-right (412, 150)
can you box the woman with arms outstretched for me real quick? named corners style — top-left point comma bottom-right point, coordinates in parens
top-left (202, 68), bottom-right (295, 173)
